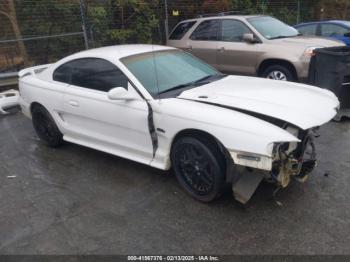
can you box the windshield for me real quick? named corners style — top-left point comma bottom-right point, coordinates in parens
top-left (248, 16), bottom-right (299, 40)
top-left (121, 50), bottom-right (220, 96)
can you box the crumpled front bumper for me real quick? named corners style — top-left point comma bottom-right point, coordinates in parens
top-left (231, 129), bottom-right (317, 204)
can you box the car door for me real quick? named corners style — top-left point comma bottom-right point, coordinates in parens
top-left (186, 19), bottom-right (220, 68)
top-left (320, 23), bottom-right (350, 45)
top-left (216, 19), bottom-right (258, 75)
top-left (60, 58), bottom-right (153, 163)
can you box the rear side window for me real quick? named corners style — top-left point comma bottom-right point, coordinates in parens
top-left (297, 24), bottom-right (317, 36)
top-left (53, 62), bottom-right (73, 84)
top-left (70, 58), bottom-right (128, 92)
top-left (169, 21), bottom-right (196, 40)
top-left (190, 20), bottom-right (220, 41)
top-left (53, 58), bottom-right (128, 92)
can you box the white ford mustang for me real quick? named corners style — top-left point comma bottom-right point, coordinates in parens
top-left (18, 45), bottom-right (339, 203)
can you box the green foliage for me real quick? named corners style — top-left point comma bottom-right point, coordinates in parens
top-left (229, 0), bottom-right (255, 11)
top-left (6, 0), bottom-right (333, 66)
top-left (88, 6), bottom-right (110, 45)
top-left (89, 0), bottom-right (160, 46)
top-left (270, 7), bottom-right (298, 25)
top-left (14, 0), bottom-right (84, 64)
top-left (109, 28), bottom-right (133, 43)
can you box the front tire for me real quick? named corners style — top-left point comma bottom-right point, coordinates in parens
top-left (261, 65), bottom-right (295, 82)
top-left (171, 136), bottom-right (225, 202)
top-left (31, 105), bottom-right (63, 147)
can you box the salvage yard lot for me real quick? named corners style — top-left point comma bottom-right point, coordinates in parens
top-left (1, 112), bottom-right (350, 255)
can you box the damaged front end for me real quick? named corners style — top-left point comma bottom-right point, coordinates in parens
top-left (270, 126), bottom-right (317, 188)
top-left (231, 125), bottom-right (318, 204)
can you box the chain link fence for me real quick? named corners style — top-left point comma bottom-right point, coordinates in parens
top-left (0, 0), bottom-right (86, 75)
top-left (1, 0), bottom-right (350, 77)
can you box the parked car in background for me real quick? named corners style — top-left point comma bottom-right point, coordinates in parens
top-left (18, 45), bottom-right (339, 204)
top-left (295, 20), bottom-right (350, 46)
top-left (167, 15), bottom-right (344, 82)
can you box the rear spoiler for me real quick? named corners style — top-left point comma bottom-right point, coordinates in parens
top-left (18, 64), bottom-right (52, 78)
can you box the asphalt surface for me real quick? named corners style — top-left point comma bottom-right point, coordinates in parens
top-left (0, 111), bottom-right (349, 255)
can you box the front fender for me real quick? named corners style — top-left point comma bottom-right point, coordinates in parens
top-left (150, 98), bottom-right (299, 170)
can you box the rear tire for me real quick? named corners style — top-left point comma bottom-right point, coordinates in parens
top-left (261, 65), bottom-right (295, 82)
top-left (171, 136), bottom-right (225, 202)
top-left (31, 105), bottom-right (63, 147)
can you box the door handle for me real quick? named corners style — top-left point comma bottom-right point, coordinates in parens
top-left (68, 100), bottom-right (79, 107)
top-left (218, 46), bottom-right (225, 53)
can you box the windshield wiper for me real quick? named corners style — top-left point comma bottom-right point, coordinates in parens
top-left (158, 82), bottom-right (195, 94)
top-left (270, 33), bottom-right (301, 40)
top-left (269, 35), bottom-right (290, 40)
top-left (193, 74), bottom-right (226, 84)
top-left (159, 74), bottom-right (225, 94)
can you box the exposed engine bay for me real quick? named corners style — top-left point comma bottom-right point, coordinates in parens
top-left (270, 126), bottom-right (318, 188)
top-left (230, 110), bottom-right (319, 188)
top-left (231, 122), bottom-right (319, 204)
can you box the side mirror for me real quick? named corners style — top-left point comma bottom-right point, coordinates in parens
top-left (107, 87), bottom-right (138, 101)
top-left (243, 33), bottom-right (258, 44)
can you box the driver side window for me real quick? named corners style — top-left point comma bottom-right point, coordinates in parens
top-left (221, 19), bottom-right (252, 42)
top-left (53, 58), bottom-right (128, 92)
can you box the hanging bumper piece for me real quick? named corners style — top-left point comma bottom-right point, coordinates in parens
top-left (0, 89), bottom-right (19, 114)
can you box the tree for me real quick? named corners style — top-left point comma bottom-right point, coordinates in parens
top-left (88, 0), bottom-right (160, 45)
top-left (0, 0), bottom-right (28, 66)
top-left (15, 0), bottom-right (84, 64)
top-left (317, 0), bottom-right (350, 20)
top-left (202, 0), bottom-right (230, 13)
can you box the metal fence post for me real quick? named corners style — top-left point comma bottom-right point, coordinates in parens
top-left (164, 0), bottom-right (169, 40)
top-left (296, 0), bottom-right (301, 24)
top-left (79, 0), bottom-right (89, 49)
top-left (260, 0), bottom-right (266, 14)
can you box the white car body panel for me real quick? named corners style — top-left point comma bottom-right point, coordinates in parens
top-left (61, 82), bottom-right (153, 165)
top-left (150, 98), bottom-right (300, 170)
top-left (178, 75), bottom-right (339, 130)
top-left (18, 44), bottom-right (339, 173)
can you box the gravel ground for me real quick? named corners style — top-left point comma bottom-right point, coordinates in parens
top-left (0, 111), bottom-right (349, 255)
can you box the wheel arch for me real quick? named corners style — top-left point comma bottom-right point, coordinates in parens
top-left (29, 102), bottom-right (63, 133)
top-left (30, 101), bottom-right (45, 115)
top-left (169, 128), bottom-right (235, 183)
top-left (257, 58), bottom-right (298, 81)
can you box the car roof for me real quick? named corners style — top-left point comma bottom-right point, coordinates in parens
top-left (295, 20), bottom-right (350, 27)
top-left (326, 20), bottom-right (350, 26)
top-left (66, 44), bottom-right (176, 61)
top-left (179, 14), bottom-right (266, 23)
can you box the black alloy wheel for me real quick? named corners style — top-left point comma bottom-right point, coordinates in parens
top-left (31, 105), bottom-right (63, 147)
top-left (171, 136), bottom-right (225, 202)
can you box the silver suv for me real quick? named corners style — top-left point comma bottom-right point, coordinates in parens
top-left (167, 15), bottom-right (344, 82)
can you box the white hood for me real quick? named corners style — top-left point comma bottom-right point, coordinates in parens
top-left (178, 76), bottom-right (339, 130)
